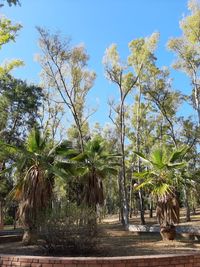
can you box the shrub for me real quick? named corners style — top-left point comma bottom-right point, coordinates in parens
top-left (39, 203), bottom-right (99, 255)
top-left (4, 215), bottom-right (14, 225)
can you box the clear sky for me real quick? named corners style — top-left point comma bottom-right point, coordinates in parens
top-left (0, 0), bottom-right (195, 126)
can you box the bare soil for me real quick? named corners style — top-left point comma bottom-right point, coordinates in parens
top-left (0, 209), bottom-right (200, 257)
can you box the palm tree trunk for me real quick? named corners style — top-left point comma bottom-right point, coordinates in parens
top-left (22, 228), bottom-right (38, 245)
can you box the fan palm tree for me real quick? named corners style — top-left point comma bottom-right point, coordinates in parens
top-left (0, 128), bottom-right (60, 245)
top-left (134, 146), bottom-right (187, 240)
top-left (58, 137), bottom-right (120, 209)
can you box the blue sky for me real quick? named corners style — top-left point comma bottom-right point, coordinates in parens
top-left (0, 0), bottom-right (195, 126)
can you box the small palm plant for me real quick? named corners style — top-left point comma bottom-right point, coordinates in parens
top-left (1, 128), bottom-right (58, 245)
top-left (134, 146), bottom-right (187, 240)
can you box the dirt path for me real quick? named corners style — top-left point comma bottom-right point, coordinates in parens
top-left (0, 210), bottom-right (200, 256)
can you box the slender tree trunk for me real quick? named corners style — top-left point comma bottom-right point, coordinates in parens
top-left (183, 185), bottom-right (191, 222)
top-left (192, 204), bottom-right (196, 215)
top-left (118, 171), bottom-right (129, 227)
top-left (118, 89), bottom-right (129, 228)
top-left (0, 201), bottom-right (3, 229)
top-left (192, 73), bottom-right (200, 126)
top-left (149, 198), bottom-right (153, 218)
top-left (129, 179), bottom-right (133, 218)
top-left (136, 86), bottom-right (146, 225)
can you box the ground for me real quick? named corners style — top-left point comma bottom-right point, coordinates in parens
top-left (0, 209), bottom-right (200, 256)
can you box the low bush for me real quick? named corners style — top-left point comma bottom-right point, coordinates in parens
top-left (4, 215), bottom-right (14, 225)
top-left (39, 203), bottom-right (99, 255)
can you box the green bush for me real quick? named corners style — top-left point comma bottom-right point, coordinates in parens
top-left (4, 215), bottom-right (14, 225)
top-left (39, 203), bottom-right (99, 255)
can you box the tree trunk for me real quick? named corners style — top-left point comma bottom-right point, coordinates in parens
top-left (118, 87), bottom-right (129, 228)
top-left (138, 190), bottom-right (145, 225)
top-left (118, 171), bottom-right (129, 228)
top-left (183, 186), bottom-right (191, 222)
top-left (136, 86), bottom-right (146, 225)
top-left (160, 225), bottom-right (176, 241)
top-left (149, 198), bottom-right (153, 218)
top-left (22, 228), bottom-right (38, 245)
top-left (0, 201), bottom-right (3, 229)
top-left (192, 74), bottom-right (200, 126)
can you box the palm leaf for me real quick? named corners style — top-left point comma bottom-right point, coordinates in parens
top-left (134, 178), bottom-right (153, 190)
top-left (96, 167), bottom-right (118, 178)
top-left (50, 166), bottom-right (70, 180)
top-left (167, 162), bottom-right (186, 169)
top-left (26, 128), bottom-right (40, 152)
top-left (169, 146), bottom-right (188, 163)
top-left (132, 171), bottom-right (150, 179)
top-left (71, 152), bottom-right (87, 162)
top-left (151, 148), bottom-right (165, 168)
top-left (75, 166), bottom-right (89, 176)
top-left (133, 151), bottom-right (152, 164)
top-left (152, 183), bottom-right (172, 197)
top-left (56, 148), bottom-right (79, 159)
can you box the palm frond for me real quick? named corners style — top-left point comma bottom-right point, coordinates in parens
top-left (133, 151), bottom-right (152, 164)
top-left (167, 162), bottom-right (186, 169)
top-left (134, 178), bottom-right (153, 190)
top-left (26, 128), bottom-right (40, 152)
top-left (132, 171), bottom-right (150, 179)
top-left (151, 148), bottom-right (165, 168)
top-left (152, 183), bottom-right (172, 197)
top-left (169, 146), bottom-right (188, 163)
top-left (71, 152), bottom-right (87, 162)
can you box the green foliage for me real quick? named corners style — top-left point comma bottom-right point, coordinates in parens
top-left (0, 128), bottom-right (61, 244)
top-left (40, 203), bottom-right (99, 255)
top-left (0, 76), bottom-right (44, 143)
top-left (134, 146), bottom-right (187, 197)
top-left (167, 0), bottom-right (200, 124)
top-left (57, 137), bottom-right (120, 207)
top-left (0, 17), bottom-right (21, 49)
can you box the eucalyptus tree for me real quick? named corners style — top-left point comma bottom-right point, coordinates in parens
top-left (0, 17), bottom-right (23, 78)
top-left (144, 68), bottom-right (183, 147)
top-left (128, 99), bottom-right (158, 218)
top-left (38, 88), bottom-right (65, 142)
top-left (178, 118), bottom-right (199, 221)
top-left (37, 28), bottom-right (96, 152)
top-left (103, 33), bottom-right (159, 227)
top-left (168, 0), bottom-right (200, 126)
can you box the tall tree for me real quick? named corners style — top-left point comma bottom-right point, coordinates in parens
top-left (37, 27), bottom-right (96, 152)
top-left (168, 0), bottom-right (200, 125)
top-left (0, 76), bottom-right (43, 144)
top-left (0, 15), bottom-right (22, 227)
top-left (103, 33), bottom-right (159, 227)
